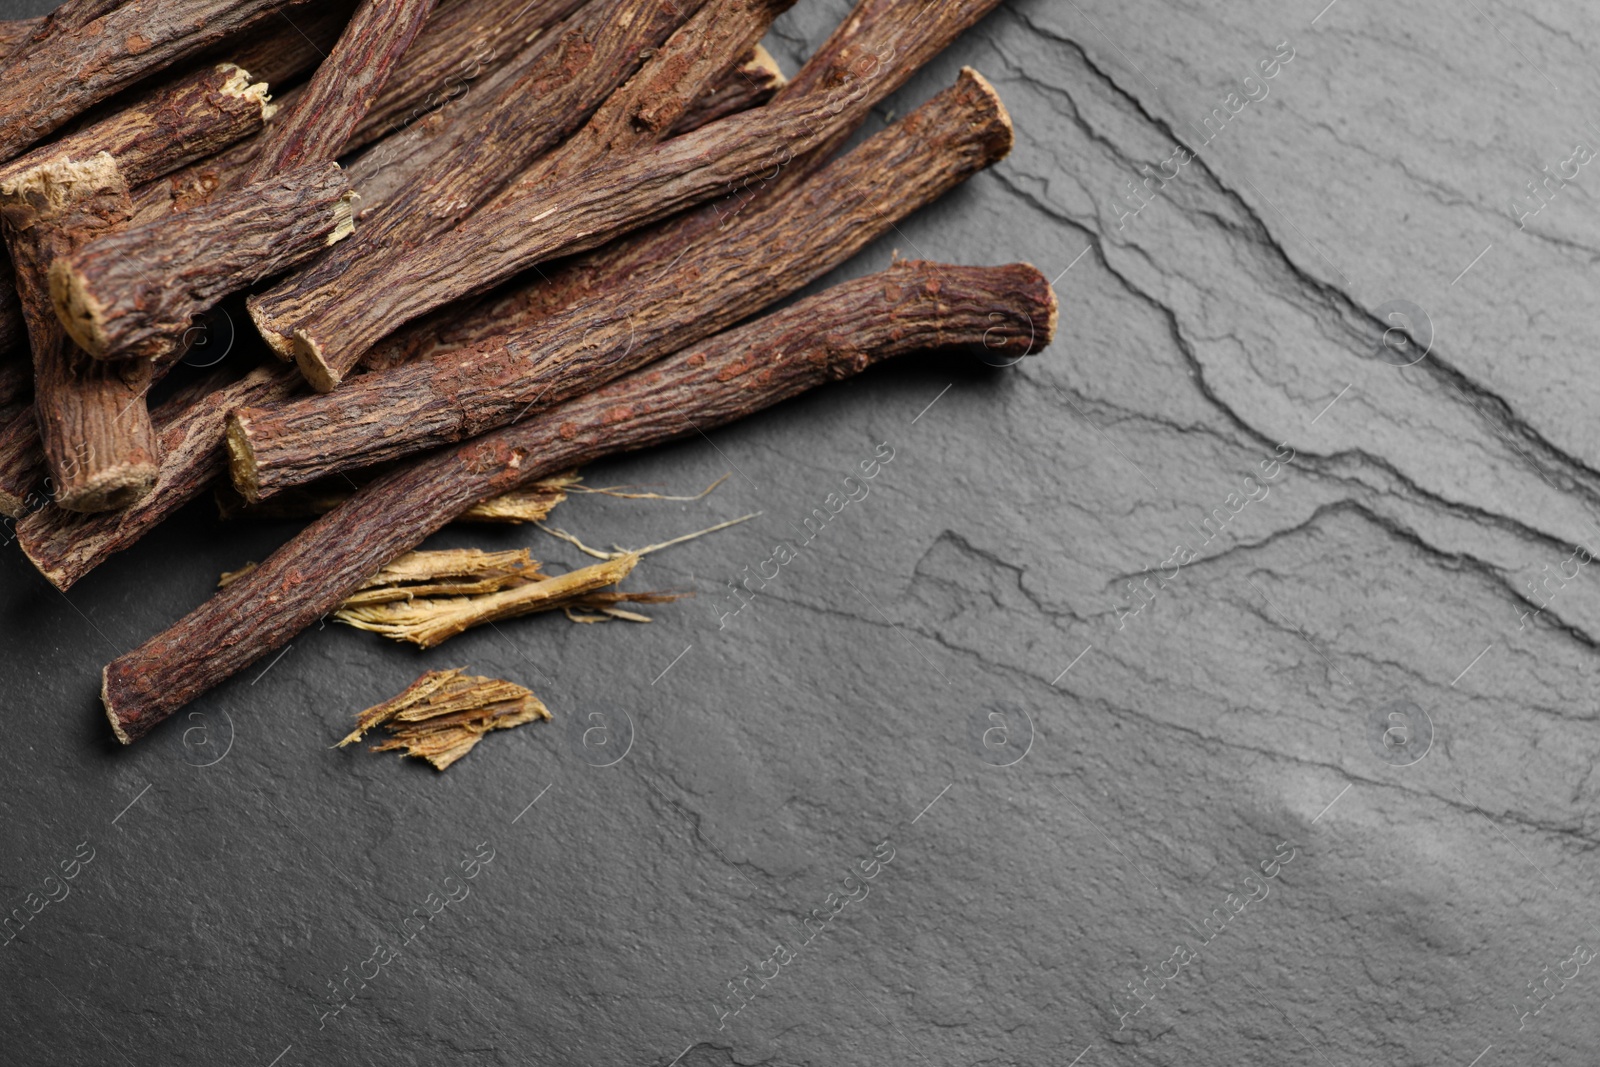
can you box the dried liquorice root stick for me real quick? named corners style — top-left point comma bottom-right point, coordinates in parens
top-left (0, 258), bottom-right (23, 356)
top-left (243, 0), bottom-right (438, 179)
top-left (0, 17), bottom-right (44, 58)
top-left (232, 68), bottom-right (1013, 494)
top-left (0, 341), bottom-right (26, 409)
top-left (0, 404), bottom-right (43, 519)
top-left (341, 0), bottom-right (585, 157)
top-left (286, 42), bottom-right (900, 388)
top-left (107, 1), bottom-right (358, 218)
top-left (0, 63), bottom-right (275, 193)
top-left (216, 472), bottom-right (579, 525)
top-left (510, 0), bottom-right (794, 192)
top-left (249, 0), bottom-right (708, 360)
top-left (261, 0), bottom-right (583, 209)
top-left (53, 162), bottom-right (355, 360)
top-left (671, 45), bottom-right (786, 134)
top-left (0, 1), bottom-right (119, 62)
top-left (362, 0), bottom-right (999, 372)
top-left (18, 362), bottom-right (301, 589)
top-left (214, 0), bottom-right (357, 87)
top-left (347, 0), bottom-right (791, 378)
top-left (358, 36), bottom-right (793, 375)
top-left (358, 43), bottom-right (787, 375)
top-left (125, 0), bottom-right (577, 225)
top-left (0, 62), bottom-right (273, 359)
top-left (0, 156), bottom-right (159, 513)
top-left (0, 64), bottom-right (273, 508)
top-left (0, 0), bottom-right (310, 161)
top-left (103, 258), bottom-right (1056, 741)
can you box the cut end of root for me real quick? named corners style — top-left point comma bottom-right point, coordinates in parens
top-left (58, 462), bottom-right (156, 513)
top-left (957, 66), bottom-right (1014, 161)
top-left (292, 328), bottom-right (340, 392)
top-left (224, 412), bottom-right (262, 503)
top-left (48, 256), bottom-right (112, 358)
top-left (749, 44), bottom-right (786, 89)
top-left (101, 670), bottom-right (132, 746)
top-left (0, 150), bottom-right (124, 214)
top-left (244, 293), bottom-right (298, 361)
top-left (1041, 272), bottom-right (1060, 351)
top-left (216, 62), bottom-right (274, 119)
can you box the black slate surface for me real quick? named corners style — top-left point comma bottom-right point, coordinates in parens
top-left (6, 2), bottom-right (1600, 1065)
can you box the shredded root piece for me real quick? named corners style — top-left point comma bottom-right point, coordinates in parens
top-left (337, 667), bottom-right (549, 771)
top-left (567, 472), bottom-right (729, 501)
top-left (327, 513), bottom-right (755, 647)
top-left (335, 551), bottom-right (672, 648)
top-left (338, 548), bottom-right (543, 608)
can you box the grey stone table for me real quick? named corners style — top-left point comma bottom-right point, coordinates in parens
top-left (3, 1), bottom-right (1599, 1064)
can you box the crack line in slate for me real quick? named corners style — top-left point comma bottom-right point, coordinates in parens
top-left (1011, 12), bottom-right (1600, 506)
top-left (1016, 334), bottom-right (1576, 579)
top-left (1059, 0), bottom-right (1162, 97)
top-left (714, 549), bottom-right (1600, 845)
top-left (636, 772), bottom-right (772, 901)
top-left (1452, 781), bottom-right (1600, 952)
top-left (1056, 379), bottom-right (1163, 491)
top-left (1243, 576), bottom-right (1356, 687)
top-left (1049, 315), bottom-right (1600, 652)
top-left (844, 577), bottom-right (952, 685)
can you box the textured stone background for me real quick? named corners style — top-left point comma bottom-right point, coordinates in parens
top-left (3, 1), bottom-right (1599, 1065)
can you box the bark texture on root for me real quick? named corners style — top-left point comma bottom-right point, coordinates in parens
top-left (54, 162), bottom-right (355, 360)
top-left (0, 0), bottom-right (311, 161)
top-left (284, 17), bottom-right (916, 386)
top-left (509, 0), bottom-right (795, 192)
top-left (247, 0), bottom-right (707, 362)
top-left (19, 363), bottom-right (301, 589)
top-left (243, 0), bottom-right (439, 180)
top-left (0, 63), bottom-right (273, 193)
top-left (214, 0), bottom-right (358, 88)
top-left (0, 62), bottom-right (273, 365)
top-left (0, 16), bottom-right (44, 58)
top-left (670, 45), bottom-right (786, 134)
top-left (233, 68), bottom-right (1014, 496)
top-left (124, 0), bottom-right (578, 227)
top-left (334, 0), bottom-right (787, 378)
top-left (0, 380), bottom-right (39, 520)
top-left (335, 0), bottom-right (583, 157)
top-left (0, 155), bottom-right (159, 513)
top-left (361, 0), bottom-right (1000, 373)
top-left (103, 259), bottom-right (1056, 742)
